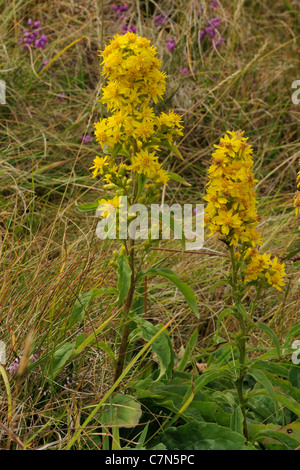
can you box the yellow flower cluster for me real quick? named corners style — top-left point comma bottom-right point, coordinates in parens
top-left (294, 171), bottom-right (300, 218)
top-left (204, 130), bottom-right (261, 246)
top-left (205, 131), bottom-right (286, 291)
top-left (93, 32), bottom-right (183, 185)
top-left (129, 149), bottom-right (169, 184)
top-left (243, 248), bottom-right (286, 291)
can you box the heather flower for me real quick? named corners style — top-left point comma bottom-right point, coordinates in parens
top-left (213, 37), bottom-right (225, 49)
top-left (9, 358), bottom-right (19, 374)
top-left (122, 23), bottom-right (137, 34)
top-left (199, 16), bottom-right (223, 48)
top-left (79, 135), bottom-right (93, 145)
top-left (39, 60), bottom-right (49, 72)
top-left (199, 30), bottom-right (206, 41)
top-left (154, 13), bottom-right (168, 28)
top-left (210, 0), bottom-right (219, 7)
top-left (182, 67), bottom-right (189, 75)
top-left (19, 19), bottom-right (49, 50)
top-left (167, 37), bottom-right (175, 53)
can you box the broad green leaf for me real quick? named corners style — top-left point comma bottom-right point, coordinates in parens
top-left (230, 406), bottom-right (244, 435)
top-left (256, 429), bottom-right (300, 450)
top-left (76, 200), bottom-right (99, 212)
top-left (69, 287), bottom-right (117, 327)
top-left (162, 422), bottom-right (255, 450)
top-left (276, 393), bottom-right (300, 417)
top-left (257, 323), bottom-right (281, 358)
top-left (289, 365), bottom-right (300, 389)
top-left (177, 329), bottom-right (198, 372)
top-left (248, 369), bottom-right (279, 416)
top-left (142, 268), bottom-right (199, 317)
top-left (284, 324), bottom-right (300, 348)
top-left (235, 302), bottom-right (256, 327)
top-left (103, 393), bottom-right (142, 428)
top-left (117, 255), bottom-right (132, 306)
top-left (251, 360), bottom-right (289, 378)
top-left (48, 342), bottom-right (74, 379)
top-left (70, 291), bottom-right (94, 326)
top-left (137, 318), bottom-right (174, 380)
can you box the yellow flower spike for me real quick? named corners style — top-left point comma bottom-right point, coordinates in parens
top-left (205, 130), bottom-right (259, 246)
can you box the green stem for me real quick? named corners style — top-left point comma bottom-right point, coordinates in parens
top-left (229, 245), bottom-right (249, 441)
top-left (113, 239), bottom-right (135, 384)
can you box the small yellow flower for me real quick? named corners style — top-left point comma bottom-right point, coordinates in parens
top-left (89, 156), bottom-right (109, 178)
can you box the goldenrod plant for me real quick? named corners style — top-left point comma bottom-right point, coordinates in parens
top-left (204, 130), bottom-right (286, 438)
top-left (88, 32), bottom-right (198, 383)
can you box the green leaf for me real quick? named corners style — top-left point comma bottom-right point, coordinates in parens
top-left (284, 324), bottom-right (300, 348)
top-left (137, 173), bottom-right (147, 198)
top-left (117, 255), bottom-right (132, 306)
top-left (276, 393), bottom-right (300, 417)
top-left (235, 303), bottom-right (256, 327)
top-left (76, 200), bottom-right (99, 212)
top-left (248, 368), bottom-right (279, 416)
top-left (162, 422), bottom-right (255, 450)
top-left (167, 172), bottom-right (191, 187)
top-left (160, 140), bottom-right (184, 161)
top-left (48, 342), bottom-right (74, 379)
top-left (257, 323), bottom-right (281, 359)
top-left (289, 365), bottom-right (300, 389)
top-left (141, 268), bottom-right (199, 317)
top-left (137, 318), bottom-right (174, 380)
top-left (103, 393), bottom-right (142, 428)
top-left (69, 288), bottom-right (117, 327)
top-left (230, 406), bottom-right (244, 435)
top-left (256, 429), bottom-right (300, 450)
top-left (70, 291), bottom-right (94, 327)
top-left (177, 329), bottom-right (198, 372)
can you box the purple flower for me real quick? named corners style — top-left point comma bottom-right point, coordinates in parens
top-left (193, 207), bottom-right (198, 215)
top-left (57, 92), bottom-right (65, 99)
top-left (213, 37), bottom-right (225, 49)
top-left (205, 26), bottom-right (216, 38)
top-left (209, 17), bottom-right (221, 28)
top-left (9, 358), bottom-right (19, 374)
top-left (210, 0), bottom-right (219, 8)
top-left (40, 34), bottom-right (49, 43)
top-left (167, 37), bottom-right (175, 53)
top-left (79, 135), bottom-right (92, 145)
top-left (182, 67), bottom-right (189, 75)
top-left (121, 23), bottom-right (136, 34)
top-left (19, 19), bottom-right (50, 50)
top-left (199, 30), bottom-right (206, 41)
top-left (32, 353), bottom-right (38, 363)
top-left (39, 60), bottom-right (49, 72)
top-left (154, 13), bottom-right (168, 28)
